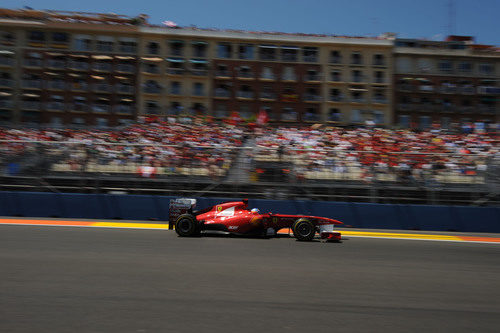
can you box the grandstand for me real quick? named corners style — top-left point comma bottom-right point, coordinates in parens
top-left (0, 121), bottom-right (498, 206)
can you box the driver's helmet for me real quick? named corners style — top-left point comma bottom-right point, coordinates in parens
top-left (251, 208), bottom-right (260, 214)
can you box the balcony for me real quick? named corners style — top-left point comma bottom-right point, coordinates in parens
top-left (459, 86), bottom-right (475, 94)
top-left (142, 66), bottom-right (160, 75)
top-left (22, 101), bottom-right (41, 110)
top-left (115, 105), bottom-right (134, 114)
top-left (71, 104), bottom-right (89, 112)
top-left (260, 74), bottom-right (276, 81)
top-left (305, 74), bottom-right (321, 82)
top-left (170, 89), bottom-right (182, 95)
top-left (48, 60), bottom-right (66, 69)
top-left (93, 63), bottom-right (112, 72)
top-left (350, 59), bottom-right (363, 66)
top-left (259, 54), bottom-right (276, 61)
top-left (350, 76), bottom-right (364, 83)
top-left (69, 61), bottom-right (90, 71)
top-left (351, 98), bottom-right (366, 103)
top-left (439, 85), bottom-right (457, 94)
top-left (372, 98), bottom-right (388, 104)
top-left (116, 64), bottom-right (135, 73)
top-left (24, 59), bottom-right (43, 67)
top-left (459, 106), bottom-right (475, 113)
top-left (120, 46), bottom-right (137, 54)
top-left (281, 54), bottom-right (297, 62)
top-left (373, 78), bottom-right (386, 84)
top-left (0, 79), bottom-right (13, 88)
top-left (237, 91), bottom-right (254, 99)
top-left (0, 57), bottom-right (14, 66)
top-left (145, 107), bottom-right (160, 115)
top-left (215, 90), bottom-right (230, 98)
top-left (143, 86), bottom-right (162, 94)
top-left (479, 105), bottom-right (496, 114)
top-left (418, 85), bottom-right (434, 92)
top-left (215, 70), bottom-right (231, 78)
top-left (329, 96), bottom-right (344, 102)
top-left (304, 95), bottom-right (322, 102)
top-left (282, 75), bottom-right (297, 81)
top-left (69, 82), bottom-right (88, 91)
top-left (47, 81), bottom-right (67, 90)
top-left (373, 60), bottom-right (385, 66)
top-left (116, 85), bottom-right (134, 94)
top-left (237, 72), bottom-right (254, 79)
top-left (329, 57), bottom-right (341, 64)
top-left (397, 103), bottom-right (413, 111)
top-left (0, 100), bottom-right (13, 109)
top-left (190, 69), bottom-right (208, 76)
top-left (22, 80), bottom-right (42, 89)
top-left (418, 104), bottom-right (435, 113)
top-left (92, 104), bottom-right (111, 113)
top-left (477, 86), bottom-right (500, 95)
top-left (47, 102), bottom-right (66, 111)
top-left (259, 92), bottom-right (276, 100)
top-left (303, 55), bottom-right (318, 62)
top-left (397, 84), bottom-right (414, 92)
top-left (167, 68), bottom-right (184, 75)
top-left (93, 84), bottom-right (112, 93)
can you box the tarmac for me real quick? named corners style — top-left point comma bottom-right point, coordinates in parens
top-left (1, 221), bottom-right (500, 332)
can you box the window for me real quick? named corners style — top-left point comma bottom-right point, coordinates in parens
top-left (261, 67), bottom-right (274, 80)
top-left (119, 41), bottom-right (136, 53)
top-left (419, 116), bottom-right (431, 129)
top-left (304, 107), bottom-right (319, 121)
top-left (72, 117), bottom-right (86, 126)
top-left (281, 46), bottom-right (298, 62)
top-left (239, 104), bottom-right (252, 119)
top-left (351, 52), bottom-right (363, 65)
top-left (330, 51), bottom-right (341, 64)
top-left (374, 71), bottom-right (385, 83)
top-left (216, 64), bottom-right (229, 76)
top-left (438, 60), bottom-right (453, 72)
top-left (171, 82), bottom-right (181, 95)
top-left (214, 104), bottom-right (228, 118)
top-left (147, 42), bottom-right (160, 55)
top-left (351, 70), bottom-right (363, 82)
top-left (328, 108), bottom-right (341, 122)
top-left (282, 67), bottom-right (296, 81)
top-left (396, 58), bottom-right (411, 73)
top-left (96, 40), bottom-right (113, 52)
top-left (281, 107), bottom-right (297, 121)
top-left (398, 115), bottom-right (410, 128)
top-left (374, 111), bottom-right (385, 124)
top-left (74, 38), bottom-right (91, 51)
top-left (145, 101), bottom-right (160, 114)
top-left (479, 63), bottom-right (494, 75)
top-left (96, 118), bottom-right (108, 128)
top-left (330, 70), bottom-right (341, 82)
top-left (373, 54), bottom-right (385, 66)
top-left (351, 110), bottom-right (362, 123)
top-left (193, 82), bottom-right (204, 96)
top-left (28, 31), bottom-right (45, 42)
top-left (458, 62), bottom-right (472, 73)
top-left (217, 43), bottom-right (232, 58)
top-left (192, 42), bottom-right (207, 57)
top-left (417, 58), bottom-right (432, 73)
top-left (259, 45), bottom-right (277, 60)
top-left (303, 47), bottom-right (318, 62)
top-left (330, 89), bottom-right (342, 101)
top-left (170, 41), bottom-right (184, 56)
top-left (238, 44), bottom-right (254, 60)
top-left (52, 32), bottom-right (68, 43)
top-left (306, 69), bottom-right (319, 81)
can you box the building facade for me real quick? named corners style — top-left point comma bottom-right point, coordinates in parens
top-left (394, 37), bottom-right (500, 129)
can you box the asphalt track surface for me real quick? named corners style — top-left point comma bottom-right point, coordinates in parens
top-left (1, 225), bottom-right (500, 332)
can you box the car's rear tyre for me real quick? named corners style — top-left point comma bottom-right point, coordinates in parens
top-left (292, 218), bottom-right (316, 241)
top-left (175, 214), bottom-right (200, 237)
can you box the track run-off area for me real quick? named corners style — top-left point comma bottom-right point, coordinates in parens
top-left (1, 218), bottom-right (500, 332)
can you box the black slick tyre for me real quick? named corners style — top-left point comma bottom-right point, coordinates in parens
top-left (292, 218), bottom-right (315, 241)
top-left (175, 214), bottom-right (200, 237)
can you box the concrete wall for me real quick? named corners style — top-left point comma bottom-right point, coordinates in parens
top-left (0, 192), bottom-right (499, 233)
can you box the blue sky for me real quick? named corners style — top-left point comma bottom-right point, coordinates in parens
top-left (3, 0), bottom-right (499, 45)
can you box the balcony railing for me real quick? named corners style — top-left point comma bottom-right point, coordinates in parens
top-left (0, 79), bottom-right (13, 87)
top-left (170, 89), bottom-right (182, 95)
top-left (22, 101), bottom-right (41, 110)
top-left (93, 84), bottom-right (112, 93)
top-left (115, 105), bottom-right (134, 114)
top-left (282, 75), bottom-right (297, 81)
top-left (237, 72), bottom-right (254, 79)
top-left (397, 84), bottom-right (414, 92)
top-left (351, 77), bottom-right (364, 83)
top-left (48, 81), bottom-right (66, 90)
top-left (460, 86), bottom-right (475, 94)
top-left (459, 106), bottom-right (475, 113)
top-left (259, 54), bottom-right (276, 61)
top-left (440, 85), bottom-right (457, 94)
top-left (329, 57), bottom-right (341, 64)
top-left (190, 69), bottom-right (208, 76)
top-left (116, 85), bottom-right (134, 94)
top-left (215, 90), bottom-right (230, 98)
top-left (260, 74), bottom-right (276, 80)
top-left (143, 86), bottom-right (162, 94)
top-left (281, 54), bottom-right (297, 62)
top-left (22, 80), bottom-right (42, 89)
top-left (418, 85), bottom-right (434, 92)
top-left (0, 57), bottom-right (14, 66)
top-left (72, 104), bottom-right (89, 112)
top-left (237, 91), bottom-right (254, 99)
top-left (303, 55), bottom-right (318, 62)
top-left (329, 96), bottom-right (344, 102)
top-left (304, 95), bottom-right (322, 102)
top-left (372, 98), bottom-right (388, 104)
top-left (373, 78), bottom-right (386, 84)
top-left (69, 83), bottom-right (88, 91)
top-left (120, 46), bottom-right (137, 53)
top-left (215, 70), bottom-right (230, 77)
top-left (479, 105), bottom-right (496, 114)
top-left (69, 62), bottom-right (89, 70)
top-left (351, 59), bottom-right (363, 65)
top-left (167, 68), bottom-right (184, 75)
top-left (373, 60), bottom-right (385, 66)
top-left (0, 100), bottom-right (13, 108)
top-left (24, 59), bottom-right (43, 67)
top-left (93, 63), bottom-right (112, 72)
top-left (48, 60), bottom-right (66, 69)
top-left (47, 102), bottom-right (66, 111)
top-left (260, 92), bottom-right (276, 100)
top-left (92, 105), bottom-right (111, 113)
top-left (116, 64), bottom-right (135, 73)
top-left (305, 75), bottom-right (321, 81)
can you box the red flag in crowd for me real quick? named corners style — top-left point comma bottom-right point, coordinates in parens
top-left (257, 108), bottom-right (269, 126)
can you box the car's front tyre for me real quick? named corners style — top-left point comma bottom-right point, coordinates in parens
top-left (292, 218), bottom-right (316, 241)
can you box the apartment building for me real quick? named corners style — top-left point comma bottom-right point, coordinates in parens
top-left (394, 36), bottom-right (500, 129)
top-left (0, 8), bottom-right (395, 126)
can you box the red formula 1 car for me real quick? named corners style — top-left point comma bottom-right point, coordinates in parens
top-left (170, 198), bottom-right (342, 241)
